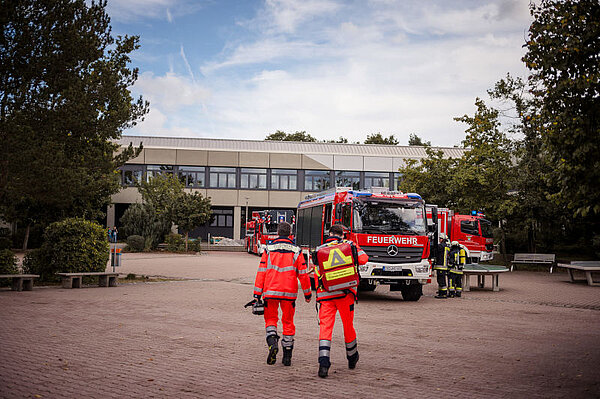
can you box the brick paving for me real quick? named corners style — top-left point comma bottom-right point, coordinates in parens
top-left (0, 252), bottom-right (599, 398)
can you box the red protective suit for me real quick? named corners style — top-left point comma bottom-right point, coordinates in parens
top-left (253, 236), bottom-right (312, 353)
top-left (313, 236), bottom-right (368, 371)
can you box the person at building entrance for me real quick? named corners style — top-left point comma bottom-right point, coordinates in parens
top-left (434, 233), bottom-right (449, 299)
top-left (253, 222), bottom-right (312, 366)
top-left (447, 241), bottom-right (467, 297)
top-left (311, 224), bottom-right (368, 378)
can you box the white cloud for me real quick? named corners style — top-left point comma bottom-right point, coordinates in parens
top-left (135, 72), bottom-right (210, 111)
top-left (260, 0), bottom-right (341, 34)
top-left (106, 0), bottom-right (205, 22)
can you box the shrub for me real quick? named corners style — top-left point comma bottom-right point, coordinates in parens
top-left (165, 233), bottom-right (184, 252)
top-left (0, 227), bottom-right (11, 249)
top-left (127, 235), bottom-right (145, 252)
top-left (188, 238), bottom-right (202, 253)
top-left (25, 218), bottom-right (109, 281)
top-left (0, 249), bottom-right (18, 274)
top-left (120, 203), bottom-right (170, 250)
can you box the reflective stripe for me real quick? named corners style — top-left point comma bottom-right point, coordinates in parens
top-left (292, 251), bottom-right (301, 263)
top-left (434, 266), bottom-right (447, 270)
top-left (282, 334), bottom-right (295, 349)
top-left (263, 290), bottom-right (298, 298)
top-left (316, 290), bottom-right (345, 300)
top-left (357, 250), bottom-right (366, 256)
top-left (266, 251), bottom-right (296, 272)
top-left (257, 267), bottom-right (267, 272)
top-left (298, 268), bottom-right (309, 275)
top-left (267, 243), bottom-right (300, 253)
top-left (328, 281), bottom-right (357, 291)
top-left (254, 287), bottom-right (263, 293)
top-left (303, 287), bottom-right (311, 295)
top-left (266, 326), bottom-right (277, 337)
top-left (345, 339), bottom-right (358, 356)
top-left (319, 339), bottom-right (331, 358)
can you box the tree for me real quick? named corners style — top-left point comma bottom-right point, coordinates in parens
top-left (0, 0), bottom-right (147, 248)
top-left (137, 173), bottom-right (184, 222)
top-left (172, 192), bottom-right (212, 251)
top-left (523, 0), bottom-right (600, 217)
top-left (265, 130), bottom-right (316, 142)
top-left (364, 133), bottom-right (399, 145)
top-left (408, 133), bottom-right (431, 146)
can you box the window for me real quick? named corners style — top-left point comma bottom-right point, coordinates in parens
top-left (179, 166), bottom-right (205, 188)
top-left (335, 171), bottom-right (360, 189)
top-left (305, 170), bottom-right (331, 191)
top-left (120, 165), bottom-right (143, 186)
top-left (209, 167), bottom-right (236, 188)
top-left (210, 209), bottom-right (234, 227)
top-left (364, 172), bottom-right (390, 189)
top-left (240, 168), bottom-right (267, 189)
top-left (393, 173), bottom-right (403, 191)
top-left (460, 220), bottom-right (479, 236)
top-left (271, 169), bottom-right (298, 190)
top-left (146, 165), bottom-right (174, 181)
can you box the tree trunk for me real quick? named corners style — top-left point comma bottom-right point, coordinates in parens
top-left (185, 232), bottom-right (189, 252)
top-left (500, 219), bottom-right (507, 264)
top-left (22, 223), bottom-right (31, 251)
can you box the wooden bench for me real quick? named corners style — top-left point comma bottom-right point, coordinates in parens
top-left (511, 253), bottom-right (556, 273)
top-left (0, 274), bottom-right (39, 291)
top-left (57, 272), bottom-right (119, 289)
top-left (556, 261), bottom-right (600, 286)
top-left (462, 264), bottom-right (509, 292)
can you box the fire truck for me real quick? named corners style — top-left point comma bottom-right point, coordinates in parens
top-left (245, 210), bottom-right (295, 255)
top-left (296, 187), bottom-right (433, 301)
top-left (428, 206), bottom-right (494, 263)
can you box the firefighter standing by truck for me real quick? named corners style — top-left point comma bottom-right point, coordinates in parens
top-left (311, 224), bottom-right (369, 378)
top-left (253, 222), bottom-right (312, 366)
top-left (447, 241), bottom-right (467, 297)
top-left (434, 233), bottom-right (449, 299)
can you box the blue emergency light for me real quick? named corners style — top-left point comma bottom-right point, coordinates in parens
top-left (471, 210), bottom-right (477, 216)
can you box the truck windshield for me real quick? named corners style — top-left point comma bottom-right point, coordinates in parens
top-left (480, 219), bottom-right (493, 238)
top-left (353, 199), bottom-right (426, 235)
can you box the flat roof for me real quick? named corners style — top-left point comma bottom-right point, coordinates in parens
top-left (119, 135), bottom-right (465, 158)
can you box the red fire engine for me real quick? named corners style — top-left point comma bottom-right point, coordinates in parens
top-left (428, 207), bottom-right (494, 263)
top-left (296, 187), bottom-right (432, 301)
top-left (245, 210), bottom-right (296, 255)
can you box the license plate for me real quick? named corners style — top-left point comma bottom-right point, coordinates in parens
top-left (383, 266), bottom-right (402, 272)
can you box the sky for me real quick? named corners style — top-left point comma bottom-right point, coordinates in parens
top-left (107, 0), bottom-right (533, 147)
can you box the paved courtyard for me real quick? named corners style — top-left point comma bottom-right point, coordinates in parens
top-left (1, 251), bottom-right (599, 398)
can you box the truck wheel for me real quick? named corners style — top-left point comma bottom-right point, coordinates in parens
top-left (358, 280), bottom-right (376, 292)
top-left (400, 284), bottom-right (422, 301)
top-left (247, 244), bottom-right (251, 254)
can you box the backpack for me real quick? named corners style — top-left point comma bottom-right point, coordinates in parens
top-left (313, 240), bottom-right (359, 292)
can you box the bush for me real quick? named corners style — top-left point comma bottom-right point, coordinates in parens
top-left (165, 233), bottom-right (184, 252)
top-left (127, 235), bottom-right (145, 252)
top-left (120, 203), bottom-right (169, 250)
top-left (0, 249), bottom-right (18, 274)
top-left (0, 227), bottom-right (11, 249)
top-left (24, 218), bottom-right (109, 281)
top-left (188, 238), bottom-right (202, 253)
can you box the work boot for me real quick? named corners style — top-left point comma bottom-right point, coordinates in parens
top-left (318, 358), bottom-right (330, 378)
top-left (318, 365), bottom-right (329, 378)
top-left (266, 335), bottom-right (279, 365)
top-left (348, 352), bottom-right (359, 369)
top-left (282, 348), bottom-right (292, 366)
top-left (455, 291), bottom-right (462, 298)
top-left (434, 293), bottom-right (447, 299)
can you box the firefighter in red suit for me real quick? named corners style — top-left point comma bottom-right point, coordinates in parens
top-left (311, 224), bottom-right (369, 378)
top-left (253, 222), bottom-right (312, 366)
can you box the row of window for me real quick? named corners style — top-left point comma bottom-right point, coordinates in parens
top-left (120, 164), bottom-right (403, 192)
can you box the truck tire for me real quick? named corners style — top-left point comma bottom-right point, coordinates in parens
top-left (358, 280), bottom-right (376, 292)
top-left (400, 284), bottom-right (422, 301)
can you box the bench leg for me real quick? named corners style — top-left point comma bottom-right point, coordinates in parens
top-left (492, 274), bottom-right (499, 292)
top-left (11, 277), bottom-right (23, 291)
top-left (109, 276), bottom-right (118, 287)
top-left (99, 275), bottom-right (109, 287)
top-left (585, 271), bottom-right (599, 286)
top-left (567, 269), bottom-right (576, 283)
top-left (22, 278), bottom-right (33, 291)
top-left (478, 275), bottom-right (484, 288)
top-left (61, 277), bottom-right (73, 289)
top-left (463, 274), bottom-right (470, 292)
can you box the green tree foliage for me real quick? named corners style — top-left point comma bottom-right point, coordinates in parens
top-left (23, 218), bottom-right (109, 281)
top-left (120, 203), bottom-right (167, 250)
top-left (523, 0), bottom-right (600, 217)
top-left (137, 174), bottom-right (184, 221)
top-left (0, 249), bottom-right (18, 275)
top-left (408, 133), bottom-right (431, 146)
top-left (0, 0), bottom-right (147, 249)
top-left (364, 133), bottom-right (399, 145)
top-left (126, 235), bottom-right (145, 252)
top-left (172, 191), bottom-right (212, 251)
top-left (265, 130), bottom-right (317, 142)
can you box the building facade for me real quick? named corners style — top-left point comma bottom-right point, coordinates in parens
top-left (109, 136), bottom-right (464, 240)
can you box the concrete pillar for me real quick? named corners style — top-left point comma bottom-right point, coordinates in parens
top-left (106, 204), bottom-right (116, 228)
top-left (233, 206), bottom-right (241, 241)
